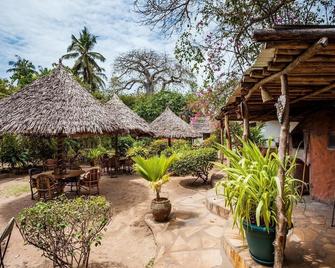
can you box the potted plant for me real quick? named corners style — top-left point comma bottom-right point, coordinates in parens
top-left (133, 154), bottom-right (176, 222)
top-left (216, 139), bottom-right (301, 266)
top-left (85, 146), bottom-right (107, 166)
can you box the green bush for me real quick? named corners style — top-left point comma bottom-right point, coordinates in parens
top-left (22, 136), bottom-right (57, 165)
top-left (149, 139), bottom-right (169, 155)
top-left (0, 134), bottom-right (29, 168)
top-left (171, 147), bottom-right (217, 181)
top-left (17, 196), bottom-right (111, 268)
top-left (127, 145), bottom-right (149, 158)
top-left (116, 135), bottom-right (135, 156)
top-left (202, 133), bottom-right (219, 148)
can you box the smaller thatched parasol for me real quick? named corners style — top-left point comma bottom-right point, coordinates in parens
top-left (150, 107), bottom-right (201, 146)
top-left (0, 63), bottom-right (126, 174)
top-left (105, 94), bottom-right (153, 136)
top-left (105, 94), bottom-right (153, 157)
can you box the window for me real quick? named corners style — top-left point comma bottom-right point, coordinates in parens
top-left (328, 131), bottom-right (335, 149)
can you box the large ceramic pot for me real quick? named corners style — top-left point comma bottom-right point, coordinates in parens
top-left (151, 198), bottom-right (171, 222)
top-left (243, 221), bottom-right (276, 266)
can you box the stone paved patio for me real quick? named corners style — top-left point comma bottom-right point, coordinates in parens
top-left (206, 190), bottom-right (335, 268)
top-left (145, 191), bottom-right (233, 268)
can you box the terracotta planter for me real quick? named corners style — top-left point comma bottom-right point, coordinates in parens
top-left (151, 198), bottom-right (171, 222)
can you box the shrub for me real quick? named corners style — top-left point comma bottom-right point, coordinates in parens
top-left (127, 145), bottom-right (149, 158)
top-left (0, 134), bottom-right (29, 168)
top-left (116, 135), bottom-right (135, 156)
top-left (149, 139), bottom-right (169, 155)
top-left (202, 133), bottom-right (219, 148)
top-left (171, 147), bottom-right (217, 181)
top-left (17, 196), bottom-right (111, 268)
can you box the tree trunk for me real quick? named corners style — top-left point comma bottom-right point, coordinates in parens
top-left (274, 74), bottom-right (290, 268)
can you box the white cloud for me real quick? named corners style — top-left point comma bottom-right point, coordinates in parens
top-left (0, 0), bottom-right (177, 81)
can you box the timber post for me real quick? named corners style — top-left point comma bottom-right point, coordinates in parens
top-left (274, 74), bottom-right (290, 268)
top-left (241, 100), bottom-right (250, 141)
top-left (224, 114), bottom-right (232, 150)
top-left (219, 119), bottom-right (224, 162)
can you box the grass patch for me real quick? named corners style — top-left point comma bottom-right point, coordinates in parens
top-left (145, 258), bottom-right (155, 268)
top-left (0, 183), bottom-right (30, 197)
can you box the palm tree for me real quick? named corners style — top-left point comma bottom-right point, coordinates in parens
top-left (62, 27), bottom-right (107, 91)
top-left (7, 55), bottom-right (37, 88)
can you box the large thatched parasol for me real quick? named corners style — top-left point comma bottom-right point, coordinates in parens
top-left (150, 107), bottom-right (201, 145)
top-left (0, 63), bottom-right (125, 174)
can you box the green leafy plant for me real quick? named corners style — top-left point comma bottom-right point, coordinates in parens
top-left (215, 139), bottom-right (301, 234)
top-left (133, 154), bottom-right (176, 200)
top-left (127, 145), bottom-right (149, 158)
top-left (84, 145), bottom-right (108, 165)
top-left (17, 196), bottom-right (111, 268)
top-left (0, 134), bottom-right (29, 169)
top-left (148, 139), bottom-right (169, 156)
top-left (171, 147), bottom-right (217, 181)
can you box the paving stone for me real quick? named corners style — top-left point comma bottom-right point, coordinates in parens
top-left (204, 226), bottom-right (225, 238)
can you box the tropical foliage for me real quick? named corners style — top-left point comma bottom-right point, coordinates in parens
top-left (62, 27), bottom-right (107, 91)
top-left (133, 154), bottom-right (176, 200)
top-left (215, 139), bottom-right (301, 234)
top-left (7, 55), bottom-right (37, 88)
top-left (171, 147), bottom-right (217, 181)
top-left (17, 196), bottom-right (111, 268)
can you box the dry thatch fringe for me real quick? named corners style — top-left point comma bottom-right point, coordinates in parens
top-left (0, 64), bottom-right (127, 137)
top-left (105, 94), bottom-right (153, 136)
top-left (190, 116), bottom-right (215, 135)
top-left (150, 107), bottom-right (201, 139)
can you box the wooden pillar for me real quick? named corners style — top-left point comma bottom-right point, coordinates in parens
top-left (114, 135), bottom-right (119, 157)
top-left (55, 135), bottom-right (65, 175)
top-left (274, 74), bottom-right (290, 268)
top-left (224, 114), bottom-right (232, 150)
top-left (242, 101), bottom-right (250, 141)
top-left (168, 137), bottom-right (172, 147)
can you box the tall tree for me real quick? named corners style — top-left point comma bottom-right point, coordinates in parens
top-left (7, 55), bottom-right (37, 88)
top-left (135, 0), bottom-right (335, 83)
top-left (62, 27), bottom-right (107, 91)
top-left (0, 79), bottom-right (17, 99)
top-left (111, 49), bottom-right (194, 95)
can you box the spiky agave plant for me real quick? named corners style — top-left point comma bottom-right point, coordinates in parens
top-left (215, 139), bottom-right (301, 234)
top-left (133, 154), bottom-right (176, 200)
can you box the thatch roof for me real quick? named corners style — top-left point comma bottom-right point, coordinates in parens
top-left (190, 116), bottom-right (215, 134)
top-left (105, 94), bottom-right (153, 136)
top-left (150, 107), bottom-right (201, 138)
top-left (0, 64), bottom-right (125, 136)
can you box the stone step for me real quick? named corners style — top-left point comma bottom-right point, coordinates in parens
top-left (205, 188), bottom-right (230, 219)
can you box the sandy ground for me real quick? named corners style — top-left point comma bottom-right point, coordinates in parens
top-left (0, 171), bottom-right (210, 268)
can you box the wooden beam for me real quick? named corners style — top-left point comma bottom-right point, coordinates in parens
top-left (254, 28), bottom-right (335, 42)
top-left (291, 82), bottom-right (335, 104)
top-left (246, 37), bottom-right (329, 100)
top-left (274, 74), bottom-right (290, 268)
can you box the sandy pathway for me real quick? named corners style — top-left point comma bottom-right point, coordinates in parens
top-left (0, 173), bottom-right (206, 268)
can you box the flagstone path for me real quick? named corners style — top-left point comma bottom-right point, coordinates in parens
top-left (145, 191), bottom-right (233, 268)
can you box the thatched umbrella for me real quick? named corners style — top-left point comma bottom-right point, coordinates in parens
top-left (150, 107), bottom-right (201, 146)
top-left (105, 94), bottom-right (153, 156)
top-left (0, 63), bottom-right (125, 174)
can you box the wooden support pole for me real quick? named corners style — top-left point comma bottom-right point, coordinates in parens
top-left (242, 101), bottom-right (250, 141)
top-left (224, 115), bottom-right (232, 150)
top-left (274, 74), bottom-right (290, 268)
top-left (168, 137), bottom-right (172, 147)
top-left (55, 135), bottom-right (65, 175)
top-left (219, 119), bottom-right (224, 162)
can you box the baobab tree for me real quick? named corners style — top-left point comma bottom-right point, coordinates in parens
top-left (111, 49), bottom-right (194, 94)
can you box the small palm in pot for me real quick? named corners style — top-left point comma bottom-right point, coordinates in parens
top-left (133, 154), bottom-right (176, 222)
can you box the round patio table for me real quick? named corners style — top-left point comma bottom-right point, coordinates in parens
top-left (32, 169), bottom-right (86, 194)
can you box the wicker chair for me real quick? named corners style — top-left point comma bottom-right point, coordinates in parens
top-left (35, 174), bottom-right (59, 201)
top-left (28, 168), bottom-right (43, 200)
top-left (79, 168), bottom-right (100, 195)
top-left (0, 217), bottom-right (15, 268)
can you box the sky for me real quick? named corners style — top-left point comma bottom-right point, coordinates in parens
top-left (0, 0), bottom-right (177, 80)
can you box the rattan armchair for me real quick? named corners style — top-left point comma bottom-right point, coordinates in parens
top-left (28, 168), bottom-right (43, 200)
top-left (35, 174), bottom-right (59, 201)
top-left (79, 168), bottom-right (101, 195)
